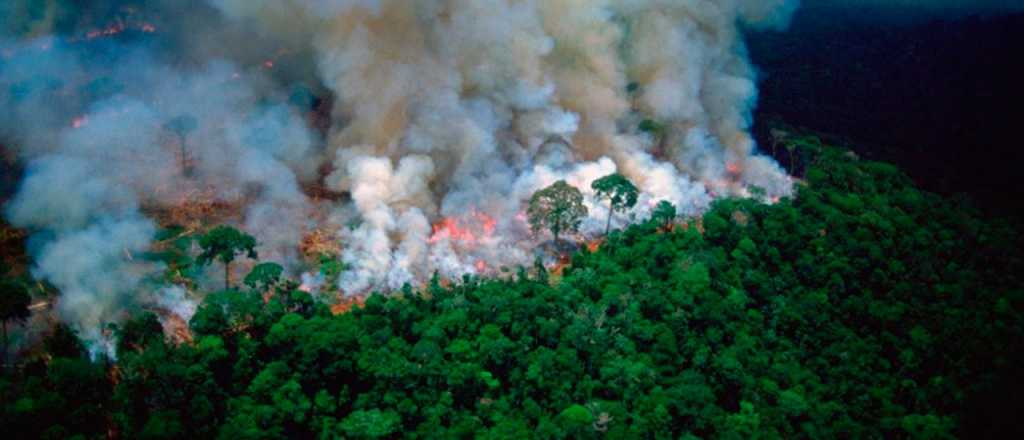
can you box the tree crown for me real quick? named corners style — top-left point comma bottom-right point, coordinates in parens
top-left (591, 173), bottom-right (639, 212)
top-left (652, 200), bottom-right (677, 225)
top-left (527, 180), bottom-right (588, 238)
top-left (245, 262), bottom-right (284, 290)
top-left (197, 225), bottom-right (258, 267)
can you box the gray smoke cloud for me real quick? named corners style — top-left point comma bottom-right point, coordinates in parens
top-left (2, 0), bottom-right (802, 348)
top-left (2, 3), bottom-right (320, 350)
top-left (210, 0), bottom-right (800, 293)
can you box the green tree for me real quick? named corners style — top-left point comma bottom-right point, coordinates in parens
top-left (651, 200), bottom-right (677, 229)
top-left (0, 279), bottom-right (31, 366)
top-left (197, 225), bottom-right (258, 289)
top-left (338, 409), bottom-right (401, 438)
top-left (559, 404), bottom-right (593, 425)
top-left (3, 136), bottom-right (1024, 439)
top-left (245, 262), bottom-right (284, 291)
top-left (591, 173), bottom-right (639, 235)
top-left (527, 180), bottom-right (588, 248)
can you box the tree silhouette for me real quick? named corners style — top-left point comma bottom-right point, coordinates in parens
top-left (591, 173), bottom-right (639, 235)
top-left (651, 200), bottom-right (677, 229)
top-left (198, 225), bottom-right (258, 290)
top-left (164, 115), bottom-right (198, 176)
top-left (528, 180), bottom-right (588, 249)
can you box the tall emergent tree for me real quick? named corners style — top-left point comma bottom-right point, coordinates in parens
top-left (163, 114), bottom-right (198, 175)
top-left (591, 173), bottom-right (639, 235)
top-left (528, 180), bottom-right (588, 248)
top-left (198, 225), bottom-right (258, 290)
top-left (651, 200), bottom-right (677, 229)
top-left (0, 279), bottom-right (31, 367)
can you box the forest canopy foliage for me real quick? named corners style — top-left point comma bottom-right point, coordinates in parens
top-left (1, 141), bottom-right (1022, 439)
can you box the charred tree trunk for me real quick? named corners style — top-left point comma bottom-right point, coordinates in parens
top-left (178, 133), bottom-right (192, 177)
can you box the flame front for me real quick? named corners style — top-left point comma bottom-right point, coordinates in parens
top-left (429, 211), bottom-right (497, 245)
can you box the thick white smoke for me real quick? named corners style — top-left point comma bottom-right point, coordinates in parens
top-left (211, 0), bottom-right (798, 291)
top-left (2, 0), bottom-right (801, 347)
top-left (2, 37), bottom-right (319, 348)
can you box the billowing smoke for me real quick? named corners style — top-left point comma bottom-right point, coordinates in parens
top-left (2, 0), bottom-right (800, 349)
top-left (211, 0), bottom-right (798, 290)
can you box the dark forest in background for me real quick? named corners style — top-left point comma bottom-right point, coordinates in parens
top-left (750, 7), bottom-right (1024, 217)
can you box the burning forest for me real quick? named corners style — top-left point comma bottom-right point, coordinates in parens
top-left (1, 0), bottom-right (798, 353)
top-left (3, 1), bottom-right (1024, 438)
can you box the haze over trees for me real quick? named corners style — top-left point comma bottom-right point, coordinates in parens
top-left (163, 114), bottom-right (198, 175)
top-left (591, 173), bottom-right (639, 235)
top-left (0, 139), bottom-right (1022, 438)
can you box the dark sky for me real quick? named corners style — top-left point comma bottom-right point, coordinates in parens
top-left (750, 3), bottom-right (1024, 216)
top-left (810, 0), bottom-right (1024, 12)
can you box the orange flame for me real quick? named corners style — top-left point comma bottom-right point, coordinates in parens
top-left (78, 20), bottom-right (157, 42)
top-left (430, 217), bottom-right (476, 243)
top-left (550, 253), bottom-right (572, 277)
top-left (72, 116), bottom-right (88, 129)
top-left (428, 210), bottom-right (496, 244)
top-left (86, 22), bottom-right (127, 40)
top-left (331, 295), bottom-right (366, 315)
top-left (477, 211), bottom-right (497, 235)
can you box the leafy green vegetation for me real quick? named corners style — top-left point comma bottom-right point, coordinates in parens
top-left (1, 142), bottom-right (1022, 438)
top-left (528, 180), bottom-right (588, 248)
top-left (592, 173), bottom-right (639, 236)
top-left (197, 225), bottom-right (258, 290)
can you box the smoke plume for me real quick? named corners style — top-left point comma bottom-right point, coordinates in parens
top-left (1, 0), bottom-right (799, 349)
